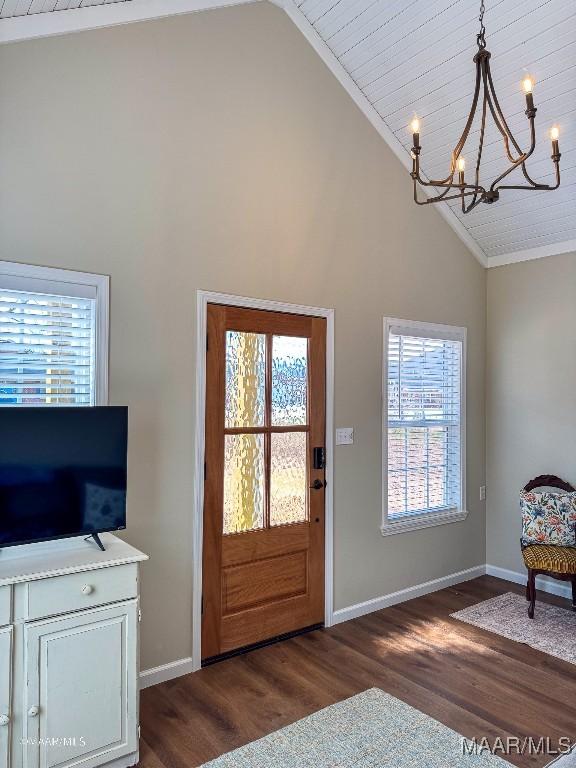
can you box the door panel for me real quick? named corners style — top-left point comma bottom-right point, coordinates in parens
top-left (202, 305), bottom-right (326, 659)
top-left (0, 627), bottom-right (12, 768)
top-left (222, 550), bottom-right (308, 614)
top-left (24, 601), bottom-right (137, 768)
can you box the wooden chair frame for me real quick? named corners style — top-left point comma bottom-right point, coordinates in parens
top-left (522, 475), bottom-right (576, 619)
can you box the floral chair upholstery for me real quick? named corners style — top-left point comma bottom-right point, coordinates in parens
top-left (521, 475), bottom-right (576, 619)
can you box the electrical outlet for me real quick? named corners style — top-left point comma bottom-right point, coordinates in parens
top-left (480, 485), bottom-right (486, 501)
top-left (336, 428), bottom-right (354, 445)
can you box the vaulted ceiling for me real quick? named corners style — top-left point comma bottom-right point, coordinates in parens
top-left (1, 0), bottom-right (574, 267)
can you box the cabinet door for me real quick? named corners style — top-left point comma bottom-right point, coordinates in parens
top-left (24, 601), bottom-right (138, 768)
top-left (0, 627), bottom-right (12, 768)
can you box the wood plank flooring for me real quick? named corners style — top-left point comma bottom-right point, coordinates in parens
top-left (140, 576), bottom-right (576, 767)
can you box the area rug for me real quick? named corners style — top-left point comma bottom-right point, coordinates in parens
top-left (200, 688), bottom-right (507, 766)
top-left (451, 592), bottom-right (576, 665)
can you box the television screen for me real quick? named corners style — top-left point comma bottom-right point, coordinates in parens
top-left (0, 406), bottom-right (127, 548)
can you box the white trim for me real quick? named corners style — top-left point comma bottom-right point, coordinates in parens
top-left (381, 508), bottom-right (468, 536)
top-left (192, 290), bottom-right (335, 672)
top-left (0, 0), bottom-right (257, 44)
top-left (487, 239), bottom-right (576, 268)
top-left (0, 260), bottom-right (109, 405)
top-left (332, 565), bottom-right (486, 625)
top-left (278, 0), bottom-right (487, 269)
top-left (486, 564), bottom-right (573, 600)
top-left (381, 317), bottom-right (467, 533)
top-left (139, 657), bottom-right (194, 689)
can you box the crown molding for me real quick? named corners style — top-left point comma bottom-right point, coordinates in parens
top-left (487, 239), bottom-right (576, 268)
top-left (0, 0), bottom-right (257, 44)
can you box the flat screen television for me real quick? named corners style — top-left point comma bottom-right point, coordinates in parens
top-left (0, 406), bottom-right (127, 548)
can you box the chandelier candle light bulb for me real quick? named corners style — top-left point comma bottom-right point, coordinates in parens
top-left (551, 126), bottom-right (560, 161)
top-left (457, 157), bottom-right (466, 185)
top-left (523, 76), bottom-right (535, 116)
top-left (410, 118), bottom-right (420, 148)
top-left (522, 76), bottom-right (534, 94)
top-left (409, 0), bottom-right (561, 213)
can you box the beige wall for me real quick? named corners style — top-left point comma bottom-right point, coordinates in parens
top-left (487, 253), bottom-right (576, 574)
top-left (0, 2), bottom-right (486, 670)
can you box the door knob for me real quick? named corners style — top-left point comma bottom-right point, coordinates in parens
top-left (28, 706), bottom-right (39, 718)
top-left (81, 584), bottom-right (94, 595)
top-left (310, 479), bottom-right (326, 490)
top-left (0, 714), bottom-right (9, 726)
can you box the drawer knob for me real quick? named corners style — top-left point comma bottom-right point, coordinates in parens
top-left (81, 584), bottom-right (94, 595)
top-left (0, 714), bottom-right (9, 726)
top-left (28, 706), bottom-right (39, 718)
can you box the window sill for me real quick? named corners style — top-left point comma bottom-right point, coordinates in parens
top-left (380, 508), bottom-right (469, 536)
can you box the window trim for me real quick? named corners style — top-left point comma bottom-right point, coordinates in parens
top-left (0, 260), bottom-right (110, 405)
top-left (381, 316), bottom-right (467, 536)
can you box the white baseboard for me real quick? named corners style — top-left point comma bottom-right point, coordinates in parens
top-left (331, 565), bottom-right (486, 625)
top-left (139, 656), bottom-right (195, 689)
top-left (486, 564), bottom-right (573, 600)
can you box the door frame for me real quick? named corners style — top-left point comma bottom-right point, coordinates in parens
top-left (192, 290), bottom-right (335, 671)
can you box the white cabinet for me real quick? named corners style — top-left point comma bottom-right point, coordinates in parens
top-left (0, 627), bottom-right (12, 768)
top-left (24, 602), bottom-right (138, 768)
top-left (0, 535), bottom-right (147, 768)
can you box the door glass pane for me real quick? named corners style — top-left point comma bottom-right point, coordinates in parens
top-left (225, 331), bottom-right (265, 428)
top-left (223, 433), bottom-right (265, 534)
top-left (271, 336), bottom-right (308, 426)
top-left (270, 431), bottom-right (307, 526)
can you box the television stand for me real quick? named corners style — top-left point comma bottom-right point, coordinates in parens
top-left (85, 533), bottom-right (106, 552)
top-left (0, 534), bottom-right (148, 768)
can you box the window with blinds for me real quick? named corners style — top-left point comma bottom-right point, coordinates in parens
top-left (384, 319), bottom-right (464, 522)
top-left (0, 287), bottom-right (97, 406)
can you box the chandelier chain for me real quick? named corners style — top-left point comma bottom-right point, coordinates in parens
top-left (477, 0), bottom-right (486, 49)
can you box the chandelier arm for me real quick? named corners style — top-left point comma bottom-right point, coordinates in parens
top-left (415, 188), bottom-right (487, 206)
top-left (463, 195), bottom-right (485, 214)
top-left (484, 59), bottom-right (525, 162)
top-left (411, 159), bottom-right (457, 191)
top-left (483, 79), bottom-right (524, 167)
top-left (497, 162), bottom-right (560, 194)
top-left (467, 87), bottom-right (489, 211)
top-left (517, 126), bottom-right (544, 190)
top-left (489, 154), bottom-right (529, 192)
top-left (451, 56), bottom-right (483, 168)
top-left (518, 127), bottom-right (539, 187)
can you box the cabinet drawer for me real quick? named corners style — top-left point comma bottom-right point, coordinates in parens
top-left (26, 564), bottom-right (137, 621)
top-left (0, 587), bottom-right (10, 626)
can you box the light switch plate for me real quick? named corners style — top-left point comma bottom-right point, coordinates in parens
top-left (336, 428), bottom-right (354, 445)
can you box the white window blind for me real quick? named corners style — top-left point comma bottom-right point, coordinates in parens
top-left (385, 322), bottom-right (464, 520)
top-left (0, 288), bottom-right (97, 406)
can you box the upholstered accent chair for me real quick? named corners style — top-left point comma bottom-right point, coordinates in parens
top-left (522, 475), bottom-right (576, 619)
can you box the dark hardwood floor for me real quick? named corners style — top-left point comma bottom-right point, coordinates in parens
top-left (140, 576), bottom-right (576, 767)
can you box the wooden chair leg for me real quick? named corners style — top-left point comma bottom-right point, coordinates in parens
top-left (572, 578), bottom-right (576, 612)
top-left (528, 569), bottom-right (536, 619)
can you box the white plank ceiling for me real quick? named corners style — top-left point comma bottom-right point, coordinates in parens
top-left (0, 0), bottom-right (574, 264)
top-left (292, 0), bottom-right (576, 263)
top-left (0, 0), bottom-right (129, 18)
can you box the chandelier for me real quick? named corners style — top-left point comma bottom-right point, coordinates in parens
top-left (410, 0), bottom-right (561, 213)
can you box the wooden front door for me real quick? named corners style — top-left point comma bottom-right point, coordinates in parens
top-left (202, 304), bottom-right (326, 660)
